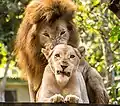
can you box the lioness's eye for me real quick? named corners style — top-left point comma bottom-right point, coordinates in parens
top-left (43, 32), bottom-right (49, 37)
top-left (70, 55), bottom-right (75, 58)
top-left (55, 54), bottom-right (60, 57)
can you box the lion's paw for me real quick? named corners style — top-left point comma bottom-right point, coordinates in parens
top-left (64, 94), bottom-right (82, 103)
top-left (50, 94), bottom-right (64, 103)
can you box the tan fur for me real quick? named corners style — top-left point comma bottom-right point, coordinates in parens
top-left (74, 46), bottom-right (109, 104)
top-left (36, 44), bottom-right (89, 103)
top-left (77, 53), bottom-right (109, 104)
top-left (39, 45), bottom-right (109, 103)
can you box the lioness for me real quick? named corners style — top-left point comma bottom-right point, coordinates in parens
top-left (36, 44), bottom-right (89, 103)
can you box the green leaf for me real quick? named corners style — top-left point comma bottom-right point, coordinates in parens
top-left (109, 35), bottom-right (119, 43)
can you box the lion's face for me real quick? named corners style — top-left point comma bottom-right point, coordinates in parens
top-left (47, 44), bottom-right (81, 87)
top-left (37, 19), bottom-right (74, 49)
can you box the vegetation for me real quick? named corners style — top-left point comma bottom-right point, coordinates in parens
top-left (0, 0), bottom-right (120, 104)
top-left (74, 0), bottom-right (120, 103)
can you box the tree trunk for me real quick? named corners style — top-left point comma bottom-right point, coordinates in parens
top-left (0, 57), bottom-right (11, 102)
top-left (100, 29), bottom-right (115, 87)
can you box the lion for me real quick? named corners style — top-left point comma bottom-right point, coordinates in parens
top-left (15, 0), bottom-right (109, 103)
top-left (36, 44), bottom-right (109, 103)
top-left (15, 0), bottom-right (79, 102)
top-left (36, 44), bottom-right (89, 103)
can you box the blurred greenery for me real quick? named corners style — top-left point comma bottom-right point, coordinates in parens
top-left (0, 0), bottom-right (28, 78)
top-left (0, 0), bottom-right (120, 104)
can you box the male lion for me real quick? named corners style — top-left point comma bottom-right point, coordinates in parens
top-left (36, 44), bottom-right (89, 103)
top-left (15, 0), bottom-right (109, 103)
top-left (15, 0), bottom-right (79, 102)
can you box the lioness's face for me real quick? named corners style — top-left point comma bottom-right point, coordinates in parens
top-left (48, 44), bottom-right (81, 87)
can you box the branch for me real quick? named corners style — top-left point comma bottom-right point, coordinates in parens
top-left (0, 54), bottom-right (12, 92)
top-left (113, 42), bottom-right (120, 51)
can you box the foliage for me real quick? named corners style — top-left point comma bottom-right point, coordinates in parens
top-left (0, 0), bottom-right (30, 78)
top-left (74, 0), bottom-right (120, 104)
top-left (0, 0), bottom-right (120, 104)
top-left (74, 0), bottom-right (120, 74)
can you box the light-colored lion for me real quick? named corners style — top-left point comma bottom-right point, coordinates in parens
top-left (36, 44), bottom-right (89, 103)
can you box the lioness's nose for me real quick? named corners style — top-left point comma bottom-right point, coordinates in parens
top-left (61, 65), bottom-right (68, 70)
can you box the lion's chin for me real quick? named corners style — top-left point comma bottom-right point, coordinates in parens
top-left (55, 74), bottom-right (70, 88)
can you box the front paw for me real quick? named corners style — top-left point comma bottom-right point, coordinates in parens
top-left (64, 94), bottom-right (81, 103)
top-left (50, 94), bottom-right (64, 103)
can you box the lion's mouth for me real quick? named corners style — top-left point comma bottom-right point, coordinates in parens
top-left (57, 70), bottom-right (70, 77)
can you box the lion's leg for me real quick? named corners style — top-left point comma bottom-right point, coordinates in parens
top-left (28, 80), bottom-right (36, 102)
top-left (64, 94), bottom-right (82, 103)
top-left (37, 94), bottom-right (64, 103)
top-left (86, 67), bottom-right (109, 104)
top-left (49, 94), bottom-right (64, 103)
top-left (78, 72), bottom-right (89, 103)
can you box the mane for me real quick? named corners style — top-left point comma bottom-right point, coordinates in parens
top-left (15, 0), bottom-right (76, 95)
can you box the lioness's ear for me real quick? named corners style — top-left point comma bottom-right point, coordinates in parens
top-left (41, 48), bottom-right (53, 60)
top-left (78, 46), bottom-right (85, 57)
top-left (74, 48), bottom-right (81, 59)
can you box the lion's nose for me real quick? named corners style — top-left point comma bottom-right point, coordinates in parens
top-left (61, 65), bottom-right (68, 71)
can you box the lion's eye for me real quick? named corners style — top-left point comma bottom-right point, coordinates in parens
top-left (57, 70), bottom-right (61, 74)
top-left (43, 32), bottom-right (49, 37)
top-left (60, 31), bottom-right (65, 35)
top-left (55, 54), bottom-right (60, 57)
top-left (70, 55), bottom-right (75, 58)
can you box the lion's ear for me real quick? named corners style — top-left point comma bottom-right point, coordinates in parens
top-left (41, 48), bottom-right (53, 60)
top-left (74, 46), bottom-right (85, 59)
top-left (74, 48), bottom-right (81, 59)
top-left (77, 46), bottom-right (85, 57)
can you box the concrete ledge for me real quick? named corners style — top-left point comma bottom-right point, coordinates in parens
top-left (0, 103), bottom-right (118, 106)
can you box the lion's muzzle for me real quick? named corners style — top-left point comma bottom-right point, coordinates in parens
top-left (57, 70), bottom-right (70, 77)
